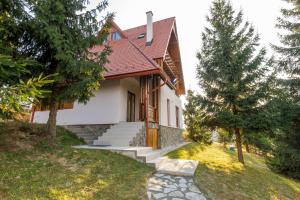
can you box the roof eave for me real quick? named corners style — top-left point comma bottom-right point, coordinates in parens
top-left (104, 68), bottom-right (162, 80)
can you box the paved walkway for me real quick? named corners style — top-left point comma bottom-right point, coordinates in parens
top-left (147, 173), bottom-right (206, 200)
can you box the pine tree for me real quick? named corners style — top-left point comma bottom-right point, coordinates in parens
top-left (0, 0), bottom-right (52, 119)
top-left (273, 0), bottom-right (300, 102)
top-left (268, 0), bottom-right (300, 179)
top-left (196, 0), bottom-right (273, 163)
top-left (25, 0), bottom-right (112, 137)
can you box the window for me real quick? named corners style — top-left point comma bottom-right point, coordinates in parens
top-left (137, 33), bottom-right (145, 39)
top-left (149, 77), bottom-right (155, 107)
top-left (167, 99), bottom-right (170, 126)
top-left (176, 106), bottom-right (179, 128)
top-left (36, 101), bottom-right (74, 111)
top-left (111, 32), bottom-right (121, 41)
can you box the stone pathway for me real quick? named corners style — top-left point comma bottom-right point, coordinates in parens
top-left (147, 173), bottom-right (206, 200)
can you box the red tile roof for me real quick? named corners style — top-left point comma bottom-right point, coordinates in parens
top-left (91, 38), bottom-right (160, 77)
top-left (123, 17), bottom-right (175, 59)
top-left (92, 17), bottom-right (176, 79)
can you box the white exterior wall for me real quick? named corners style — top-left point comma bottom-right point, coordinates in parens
top-left (159, 83), bottom-right (184, 129)
top-left (119, 77), bottom-right (141, 122)
top-left (33, 76), bottom-right (183, 128)
top-left (33, 79), bottom-right (124, 125)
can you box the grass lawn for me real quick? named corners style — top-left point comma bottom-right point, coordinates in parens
top-left (0, 122), bottom-right (154, 200)
top-left (167, 143), bottom-right (300, 200)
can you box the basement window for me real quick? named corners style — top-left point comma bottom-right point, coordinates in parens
top-left (137, 33), bottom-right (145, 39)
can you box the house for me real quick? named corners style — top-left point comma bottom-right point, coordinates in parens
top-left (32, 12), bottom-right (185, 149)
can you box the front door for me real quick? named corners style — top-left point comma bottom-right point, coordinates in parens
top-left (127, 91), bottom-right (135, 122)
top-left (147, 128), bottom-right (158, 149)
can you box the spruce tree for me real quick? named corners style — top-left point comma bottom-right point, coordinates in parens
top-left (0, 0), bottom-right (52, 119)
top-left (196, 0), bottom-right (273, 163)
top-left (273, 0), bottom-right (300, 102)
top-left (26, 0), bottom-right (112, 137)
top-left (269, 0), bottom-right (300, 179)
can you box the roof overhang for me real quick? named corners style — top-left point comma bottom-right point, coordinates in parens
top-left (104, 68), bottom-right (162, 80)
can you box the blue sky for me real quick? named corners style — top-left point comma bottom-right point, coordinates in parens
top-left (92, 0), bottom-right (288, 97)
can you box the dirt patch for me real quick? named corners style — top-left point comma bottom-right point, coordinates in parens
top-left (0, 122), bottom-right (49, 152)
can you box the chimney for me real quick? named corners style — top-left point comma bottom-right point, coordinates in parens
top-left (146, 11), bottom-right (153, 45)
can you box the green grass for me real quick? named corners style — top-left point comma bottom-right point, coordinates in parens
top-left (167, 143), bottom-right (300, 200)
top-left (0, 122), bottom-right (154, 200)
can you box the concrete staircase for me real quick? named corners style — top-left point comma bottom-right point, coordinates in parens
top-left (93, 122), bottom-right (144, 146)
top-left (64, 124), bottom-right (111, 144)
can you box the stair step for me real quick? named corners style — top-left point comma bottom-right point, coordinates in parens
top-left (137, 151), bottom-right (162, 163)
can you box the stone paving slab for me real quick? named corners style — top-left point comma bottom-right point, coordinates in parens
top-left (154, 158), bottom-right (199, 177)
top-left (147, 173), bottom-right (206, 200)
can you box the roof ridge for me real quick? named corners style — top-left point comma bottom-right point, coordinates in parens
top-left (123, 17), bottom-right (175, 32)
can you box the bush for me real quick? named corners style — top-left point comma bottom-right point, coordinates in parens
top-left (267, 144), bottom-right (300, 180)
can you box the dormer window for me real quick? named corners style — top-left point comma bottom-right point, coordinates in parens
top-left (111, 32), bottom-right (121, 41)
top-left (137, 33), bottom-right (146, 39)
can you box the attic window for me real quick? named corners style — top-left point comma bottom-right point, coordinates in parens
top-left (137, 33), bottom-right (146, 39)
top-left (111, 32), bottom-right (121, 41)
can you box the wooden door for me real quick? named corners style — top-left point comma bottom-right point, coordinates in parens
top-left (147, 128), bottom-right (158, 149)
top-left (127, 91), bottom-right (135, 122)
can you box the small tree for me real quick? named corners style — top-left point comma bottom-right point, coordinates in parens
top-left (184, 90), bottom-right (212, 144)
top-left (26, 0), bottom-right (112, 137)
top-left (196, 0), bottom-right (273, 164)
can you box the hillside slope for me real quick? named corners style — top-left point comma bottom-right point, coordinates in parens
top-left (167, 143), bottom-right (300, 200)
top-left (0, 122), bottom-right (154, 200)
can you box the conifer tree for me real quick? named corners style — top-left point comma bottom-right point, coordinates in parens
top-left (26, 0), bottom-right (112, 137)
top-left (268, 0), bottom-right (300, 179)
top-left (0, 0), bottom-right (52, 119)
top-left (196, 0), bottom-right (273, 163)
top-left (273, 0), bottom-right (300, 101)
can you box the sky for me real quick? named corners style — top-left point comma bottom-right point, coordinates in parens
top-left (92, 0), bottom-right (288, 99)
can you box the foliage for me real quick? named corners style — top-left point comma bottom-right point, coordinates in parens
top-left (0, 0), bottom-right (52, 120)
top-left (167, 143), bottom-right (300, 200)
top-left (0, 74), bottom-right (53, 119)
top-left (267, 0), bottom-right (300, 179)
top-left (267, 100), bottom-right (300, 180)
top-left (0, 122), bottom-right (154, 199)
top-left (184, 90), bottom-right (212, 144)
top-left (20, 0), bottom-right (113, 136)
top-left (217, 128), bottom-right (233, 146)
top-left (244, 131), bottom-right (272, 154)
top-left (195, 0), bottom-right (274, 163)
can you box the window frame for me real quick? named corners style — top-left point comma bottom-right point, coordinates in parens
top-left (111, 32), bottom-right (121, 41)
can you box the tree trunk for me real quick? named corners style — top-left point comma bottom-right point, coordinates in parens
top-left (245, 142), bottom-right (250, 153)
top-left (235, 128), bottom-right (244, 164)
top-left (46, 96), bottom-right (58, 138)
